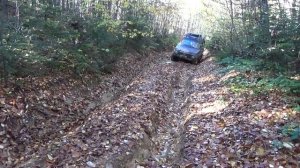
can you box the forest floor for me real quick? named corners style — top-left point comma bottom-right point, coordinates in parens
top-left (1, 50), bottom-right (299, 167)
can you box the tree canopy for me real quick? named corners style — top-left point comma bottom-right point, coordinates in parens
top-left (0, 0), bottom-right (299, 82)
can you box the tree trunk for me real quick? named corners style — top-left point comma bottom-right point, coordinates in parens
top-left (260, 0), bottom-right (270, 46)
top-left (0, 0), bottom-right (8, 85)
top-left (296, 1), bottom-right (300, 59)
top-left (291, 0), bottom-right (297, 21)
top-left (1, 0), bottom-right (8, 18)
top-left (66, 0), bottom-right (69, 10)
top-left (228, 0), bottom-right (235, 54)
top-left (298, 1), bottom-right (300, 24)
top-left (15, 0), bottom-right (20, 29)
top-left (62, 0), bottom-right (65, 10)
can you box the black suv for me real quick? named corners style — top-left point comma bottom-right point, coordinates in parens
top-left (171, 33), bottom-right (205, 64)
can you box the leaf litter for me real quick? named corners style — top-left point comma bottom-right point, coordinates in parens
top-left (0, 51), bottom-right (299, 167)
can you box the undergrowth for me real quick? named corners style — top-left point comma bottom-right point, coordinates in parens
top-left (217, 55), bottom-right (300, 141)
top-left (218, 56), bottom-right (300, 97)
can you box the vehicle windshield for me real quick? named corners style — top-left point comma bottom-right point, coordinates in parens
top-left (180, 39), bottom-right (200, 49)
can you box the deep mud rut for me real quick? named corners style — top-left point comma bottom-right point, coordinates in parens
top-left (13, 51), bottom-right (297, 168)
top-left (13, 52), bottom-right (216, 168)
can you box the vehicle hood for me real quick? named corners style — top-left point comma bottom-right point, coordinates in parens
top-left (175, 44), bottom-right (200, 55)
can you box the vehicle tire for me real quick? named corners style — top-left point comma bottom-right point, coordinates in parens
top-left (199, 54), bottom-right (203, 62)
top-left (192, 58), bottom-right (199, 65)
top-left (171, 54), bottom-right (179, 62)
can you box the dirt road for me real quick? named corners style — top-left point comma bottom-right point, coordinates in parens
top-left (12, 51), bottom-right (297, 167)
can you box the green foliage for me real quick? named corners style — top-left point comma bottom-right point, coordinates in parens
top-left (219, 57), bottom-right (300, 96)
top-left (0, 0), bottom-right (179, 81)
top-left (258, 76), bottom-right (300, 95)
top-left (153, 34), bottom-right (179, 50)
top-left (205, 35), bottom-right (226, 51)
top-left (225, 73), bottom-right (300, 95)
top-left (208, 0), bottom-right (299, 73)
top-left (161, 34), bottom-right (179, 48)
top-left (282, 123), bottom-right (300, 141)
top-left (271, 140), bottom-right (295, 149)
top-left (294, 106), bottom-right (300, 112)
top-left (218, 57), bottom-right (260, 73)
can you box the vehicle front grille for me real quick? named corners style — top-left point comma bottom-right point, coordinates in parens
top-left (177, 51), bottom-right (193, 59)
top-left (185, 54), bottom-right (193, 58)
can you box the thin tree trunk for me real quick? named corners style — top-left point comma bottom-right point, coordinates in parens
top-left (291, 0), bottom-right (297, 21)
top-left (296, 2), bottom-right (300, 59)
top-left (66, 0), bottom-right (69, 10)
top-left (16, 0), bottom-right (20, 30)
top-left (1, 0), bottom-right (7, 19)
top-left (0, 0), bottom-right (8, 85)
top-left (260, 0), bottom-right (270, 46)
top-left (298, 2), bottom-right (300, 24)
top-left (228, 0), bottom-right (235, 54)
top-left (62, 0), bottom-right (65, 10)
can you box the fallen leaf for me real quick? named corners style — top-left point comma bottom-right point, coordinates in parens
top-left (0, 98), bottom-right (5, 105)
top-left (282, 142), bottom-right (294, 149)
top-left (87, 161), bottom-right (96, 167)
top-left (256, 147), bottom-right (265, 156)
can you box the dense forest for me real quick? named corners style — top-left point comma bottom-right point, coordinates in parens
top-left (0, 0), bottom-right (300, 167)
top-left (0, 0), bottom-right (182, 82)
top-left (0, 0), bottom-right (299, 80)
top-left (204, 0), bottom-right (300, 72)
top-left (1, 0), bottom-right (299, 100)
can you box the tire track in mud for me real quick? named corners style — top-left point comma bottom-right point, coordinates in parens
top-left (16, 53), bottom-right (183, 168)
top-left (146, 60), bottom-right (197, 167)
top-left (143, 52), bottom-right (221, 167)
top-left (15, 53), bottom-right (171, 168)
top-left (12, 50), bottom-right (294, 167)
top-left (150, 52), bottom-right (294, 167)
top-left (178, 56), bottom-right (235, 167)
top-left (101, 58), bottom-right (194, 168)
top-left (16, 52), bottom-right (220, 168)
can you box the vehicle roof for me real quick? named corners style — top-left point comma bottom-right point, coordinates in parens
top-left (185, 33), bottom-right (201, 37)
top-left (184, 33), bottom-right (202, 41)
top-left (182, 37), bottom-right (198, 42)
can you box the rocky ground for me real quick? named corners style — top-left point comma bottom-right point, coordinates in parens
top-left (0, 51), bottom-right (299, 167)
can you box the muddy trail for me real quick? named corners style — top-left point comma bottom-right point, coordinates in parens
top-left (2, 51), bottom-right (298, 167)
